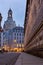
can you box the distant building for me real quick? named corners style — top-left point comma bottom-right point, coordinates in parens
top-left (3, 31), bottom-right (9, 46)
top-left (3, 26), bottom-right (24, 48)
top-left (3, 9), bottom-right (16, 31)
top-left (3, 9), bottom-right (24, 51)
top-left (13, 26), bottom-right (24, 44)
top-left (12, 26), bottom-right (24, 48)
top-left (0, 13), bottom-right (3, 47)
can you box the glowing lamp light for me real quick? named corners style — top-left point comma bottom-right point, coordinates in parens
top-left (14, 40), bottom-right (16, 43)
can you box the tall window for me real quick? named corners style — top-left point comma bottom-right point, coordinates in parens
top-left (17, 33), bottom-right (18, 36)
top-left (20, 33), bottom-right (21, 36)
top-left (20, 40), bottom-right (21, 43)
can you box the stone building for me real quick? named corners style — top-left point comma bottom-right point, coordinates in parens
top-left (0, 13), bottom-right (3, 47)
top-left (3, 30), bottom-right (9, 46)
top-left (24, 0), bottom-right (43, 57)
top-left (12, 26), bottom-right (24, 48)
top-left (3, 26), bottom-right (24, 50)
top-left (3, 9), bottom-right (24, 50)
top-left (3, 9), bottom-right (16, 31)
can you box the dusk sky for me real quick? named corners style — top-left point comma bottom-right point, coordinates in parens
top-left (0, 0), bottom-right (26, 28)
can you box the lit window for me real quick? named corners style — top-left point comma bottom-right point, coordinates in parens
top-left (17, 44), bottom-right (18, 47)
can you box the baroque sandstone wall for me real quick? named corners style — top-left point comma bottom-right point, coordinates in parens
top-left (24, 0), bottom-right (43, 51)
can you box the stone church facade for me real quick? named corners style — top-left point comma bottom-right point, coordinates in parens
top-left (3, 9), bottom-right (24, 50)
top-left (3, 9), bottom-right (16, 31)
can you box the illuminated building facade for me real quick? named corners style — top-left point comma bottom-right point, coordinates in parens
top-left (3, 9), bottom-right (24, 49)
top-left (12, 26), bottom-right (24, 48)
top-left (3, 26), bottom-right (24, 49)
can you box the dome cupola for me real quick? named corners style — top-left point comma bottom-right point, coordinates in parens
top-left (8, 8), bottom-right (12, 18)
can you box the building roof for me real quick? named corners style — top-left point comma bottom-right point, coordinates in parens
top-left (12, 26), bottom-right (24, 33)
top-left (13, 26), bottom-right (24, 30)
top-left (8, 8), bottom-right (12, 13)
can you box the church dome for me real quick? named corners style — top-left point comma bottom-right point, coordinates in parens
top-left (3, 9), bottom-right (16, 31)
top-left (8, 8), bottom-right (12, 13)
top-left (8, 8), bottom-right (13, 18)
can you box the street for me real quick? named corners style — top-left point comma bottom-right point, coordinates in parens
top-left (0, 52), bottom-right (20, 65)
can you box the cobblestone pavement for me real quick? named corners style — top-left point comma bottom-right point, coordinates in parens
top-left (0, 52), bottom-right (20, 65)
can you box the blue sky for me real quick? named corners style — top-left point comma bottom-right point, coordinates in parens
top-left (0, 0), bottom-right (26, 28)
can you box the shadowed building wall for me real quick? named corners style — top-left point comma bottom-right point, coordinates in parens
top-left (24, 0), bottom-right (43, 57)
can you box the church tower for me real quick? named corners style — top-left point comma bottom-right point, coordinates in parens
top-left (3, 8), bottom-right (16, 31)
top-left (8, 9), bottom-right (12, 18)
